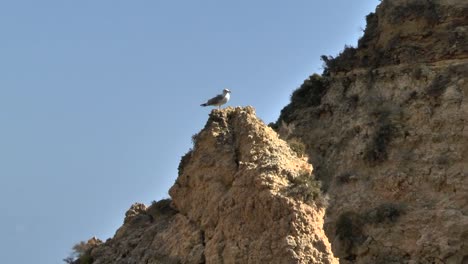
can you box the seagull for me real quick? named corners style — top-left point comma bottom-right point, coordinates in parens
top-left (200, 89), bottom-right (231, 109)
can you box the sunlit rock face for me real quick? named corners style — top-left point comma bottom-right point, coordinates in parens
top-left (276, 0), bottom-right (468, 262)
top-left (87, 107), bottom-right (337, 264)
top-left (75, 1), bottom-right (468, 263)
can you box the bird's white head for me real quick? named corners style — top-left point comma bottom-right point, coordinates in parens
top-left (223, 88), bottom-right (231, 94)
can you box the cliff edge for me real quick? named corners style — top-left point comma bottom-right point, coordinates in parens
top-left (84, 107), bottom-right (337, 264)
top-left (71, 0), bottom-right (468, 263)
top-left (277, 0), bottom-right (468, 263)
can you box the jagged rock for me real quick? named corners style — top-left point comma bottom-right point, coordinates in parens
top-left (123, 203), bottom-right (147, 224)
top-left (277, 0), bottom-right (468, 263)
top-left (75, 1), bottom-right (468, 263)
top-left (87, 107), bottom-right (337, 264)
top-left (320, 0), bottom-right (468, 74)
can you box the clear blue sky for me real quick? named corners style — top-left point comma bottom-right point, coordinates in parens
top-left (0, 1), bottom-right (379, 263)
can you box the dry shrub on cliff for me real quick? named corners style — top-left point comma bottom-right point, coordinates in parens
top-left (178, 150), bottom-right (193, 176)
top-left (363, 103), bottom-right (399, 165)
top-left (357, 12), bottom-right (378, 49)
top-left (345, 94), bottom-right (359, 112)
top-left (191, 133), bottom-right (199, 145)
top-left (175, 134), bottom-right (200, 177)
top-left (278, 74), bottom-right (327, 124)
top-left (286, 171), bottom-right (322, 205)
top-left (148, 198), bottom-right (177, 218)
top-left (364, 122), bottom-right (395, 164)
top-left (389, 1), bottom-right (440, 25)
top-left (363, 203), bottom-right (404, 224)
top-left (335, 203), bottom-right (404, 258)
top-left (335, 211), bottom-right (366, 259)
top-left (336, 172), bottom-right (354, 185)
top-left (320, 12), bottom-right (380, 72)
top-left (64, 238), bottom-right (102, 264)
top-left (426, 74), bottom-right (450, 98)
top-left (286, 138), bottom-right (306, 158)
top-left (321, 45), bottom-right (358, 74)
top-left (267, 122), bottom-right (279, 132)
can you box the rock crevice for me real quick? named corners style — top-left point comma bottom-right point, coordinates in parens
top-left (87, 107), bottom-right (337, 264)
top-left (276, 0), bottom-right (468, 262)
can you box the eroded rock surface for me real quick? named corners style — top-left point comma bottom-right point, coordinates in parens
top-left (87, 107), bottom-right (337, 264)
top-left (75, 1), bottom-right (467, 263)
top-left (277, 0), bottom-right (468, 263)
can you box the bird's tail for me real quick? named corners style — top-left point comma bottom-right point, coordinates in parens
top-left (200, 103), bottom-right (208, 107)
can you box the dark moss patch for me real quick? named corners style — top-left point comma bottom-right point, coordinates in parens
top-left (363, 203), bottom-right (404, 224)
top-left (426, 74), bottom-right (450, 98)
top-left (374, 251), bottom-right (411, 264)
top-left (335, 203), bottom-right (404, 259)
top-left (336, 172), bottom-right (353, 185)
top-left (335, 212), bottom-right (366, 256)
top-left (364, 122), bottom-right (396, 164)
top-left (363, 105), bottom-right (399, 165)
top-left (345, 94), bottom-right (359, 112)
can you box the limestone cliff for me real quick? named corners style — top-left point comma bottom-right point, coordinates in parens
top-left (72, 0), bottom-right (468, 263)
top-left (84, 107), bottom-right (337, 264)
top-left (277, 0), bottom-right (468, 263)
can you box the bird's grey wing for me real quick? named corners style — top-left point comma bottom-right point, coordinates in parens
top-left (205, 94), bottom-right (224, 105)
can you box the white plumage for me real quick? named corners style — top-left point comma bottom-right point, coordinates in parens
top-left (200, 89), bottom-right (231, 109)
